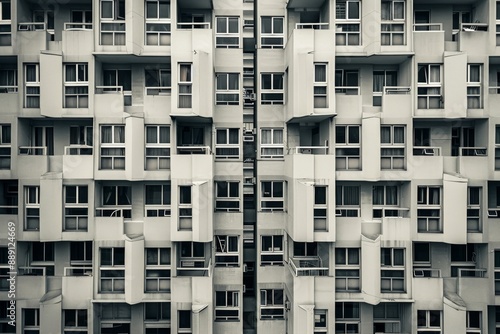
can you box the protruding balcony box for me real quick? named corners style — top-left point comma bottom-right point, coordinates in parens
top-left (285, 28), bottom-right (335, 121)
top-left (457, 148), bottom-right (488, 180)
top-left (16, 24), bottom-right (48, 55)
top-left (16, 149), bottom-right (48, 179)
top-left (62, 145), bottom-right (94, 179)
top-left (143, 216), bottom-right (171, 241)
top-left (16, 267), bottom-right (47, 300)
top-left (381, 87), bottom-right (412, 118)
top-left (0, 91), bottom-right (18, 114)
top-left (95, 216), bottom-right (125, 241)
top-left (94, 91), bottom-right (125, 117)
top-left (412, 269), bottom-right (443, 307)
top-left (361, 235), bottom-right (381, 305)
top-left (285, 153), bottom-right (335, 242)
top-left (458, 25), bottom-right (488, 54)
top-left (361, 220), bottom-right (381, 237)
top-left (413, 26), bottom-right (445, 62)
top-left (214, 211), bottom-right (243, 230)
top-left (144, 88), bottom-right (171, 117)
top-left (40, 173), bottom-right (63, 242)
top-left (335, 89), bottom-right (361, 118)
top-left (411, 148), bottom-right (443, 180)
top-left (381, 217), bottom-right (411, 241)
top-left (62, 267), bottom-right (93, 308)
top-left (457, 270), bottom-right (488, 303)
top-left (62, 24), bottom-right (93, 56)
top-left (336, 217), bottom-right (361, 242)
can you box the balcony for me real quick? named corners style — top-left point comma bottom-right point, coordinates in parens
top-left (0, 86), bottom-right (18, 112)
top-left (176, 258), bottom-right (212, 277)
top-left (63, 145), bottom-right (94, 179)
top-left (17, 146), bottom-right (48, 178)
top-left (457, 147), bottom-right (488, 179)
top-left (457, 269), bottom-right (489, 303)
top-left (62, 22), bottom-right (93, 55)
top-left (412, 269), bottom-right (443, 302)
top-left (288, 257), bottom-right (328, 277)
top-left (94, 214), bottom-right (126, 241)
top-left (17, 266), bottom-right (47, 299)
top-left (458, 23), bottom-right (488, 53)
top-left (144, 86), bottom-right (171, 116)
top-left (16, 23), bottom-right (49, 55)
top-left (96, 85), bottom-right (131, 106)
top-left (381, 86), bottom-right (411, 117)
top-left (287, 146), bottom-right (328, 155)
top-left (411, 147), bottom-right (443, 179)
top-left (94, 89), bottom-right (124, 117)
top-left (335, 87), bottom-right (361, 118)
top-left (413, 24), bottom-right (444, 60)
top-left (62, 266), bottom-right (93, 304)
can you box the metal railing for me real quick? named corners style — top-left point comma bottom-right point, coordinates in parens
top-left (461, 22), bottom-right (488, 32)
top-left (288, 146), bottom-right (329, 155)
top-left (0, 85), bottom-right (18, 93)
top-left (18, 22), bottom-right (46, 31)
top-left (95, 207), bottom-right (131, 218)
top-left (177, 22), bottom-right (211, 29)
top-left (18, 266), bottom-right (46, 276)
top-left (64, 145), bottom-right (93, 155)
top-left (383, 86), bottom-right (411, 94)
top-left (177, 145), bottom-right (212, 155)
top-left (335, 86), bottom-right (360, 95)
top-left (488, 209), bottom-right (500, 218)
top-left (413, 268), bottom-right (441, 278)
top-left (64, 22), bottom-right (93, 30)
top-left (145, 86), bottom-right (171, 95)
top-left (460, 147), bottom-right (487, 156)
top-left (177, 258), bottom-right (212, 277)
top-left (413, 146), bottom-right (441, 156)
top-left (413, 23), bottom-right (443, 31)
top-left (295, 23), bottom-right (329, 30)
top-left (458, 268), bottom-right (487, 278)
top-left (373, 207), bottom-right (410, 218)
top-left (64, 266), bottom-right (93, 276)
top-left (289, 257), bottom-right (329, 277)
top-left (18, 146), bottom-right (47, 155)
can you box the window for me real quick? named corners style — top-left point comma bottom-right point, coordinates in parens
top-left (179, 242), bottom-right (204, 258)
top-left (0, 301), bottom-right (15, 333)
top-left (260, 289), bottom-right (285, 319)
top-left (102, 68), bottom-right (131, 105)
top-left (417, 186), bottom-right (441, 233)
top-left (178, 186), bottom-right (192, 230)
top-left (64, 185), bottom-right (88, 231)
top-left (373, 70), bottom-right (397, 105)
top-left (374, 303), bottom-right (401, 334)
top-left (260, 128), bottom-right (284, 159)
top-left (145, 125), bottom-right (170, 169)
top-left (335, 248), bottom-right (360, 292)
top-left (100, 125), bottom-right (125, 170)
top-left (261, 73), bottom-right (284, 104)
top-left (215, 128), bottom-right (239, 159)
top-left (335, 0), bottom-right (361, 45)
top-left (145, 0), bottom-right (170, 45)
top-left (293, 242), bottom-right (317, 257)
top-left (451, 244), bottom-right (477, 277)
top-left (68, 125), bottom-right (93, 155)
top-left (215, 235), bottom-right (239, 267)
top-left (417, 64), bottom-right (442, 109)
top-left (0, 0), bottom-right (11, 46)
top-left (261, 16), bottom-right (284, 48)
top-left (30, 126), bottom-right (53, 156)
top-left (100, 304), bottom-right (130, 334)
top-left (145, 69), bottom-right (171, 95)
top-left (314, 186), bottom-right (328, 231)
top-left (29, 242), bottom-right (54, 276)
top-left (336, 185), bottom-right (360, 217)
top-left (24, 186), bottom-right (40, 231)
top-left (314, 63), bottom-right (328, 108)
top-left (261, 181), bottom-right (284, 211)
top-left (413, 243), bottom-right (430, 266)
top-left (261, 235), bottom-right (283, 266)
top-left (216, 17), bottom-right (239, 48)
top-left (64, 63), bottom-right (88, 108)
top-left (466, 311), bottom-right (481, 334)
top-left (69, 10), bottom-right (92, 30)
top-left (215, 290), bottom-right (240, 321)
top-left (381, 125), bottom-right (405, 170)
top-left (381, 248), bottom-right (405, 292)
top-left (63, 309), bottom-right (88, 333)
top-left (145, 248), bottom-right (171, 292)
top-left (100, 247), bottom-right (125, 293)
top-left (215, 181), bottom-right (240, 212)
top-left (335, 125), bottom-right (361, 170)
top-left (335, 70), bottom-right (359, 95)
top-left (467, 187), bottom-right (481, 232)
top-left (100, 0), bottom-right (126, 45)
top-left (24, 64), bottom-right (40, 108)
top-left (216, 73), bottom-right (239, 105)
top-left (23, 309), bottom-right (40, 334)
top-left (178, 64), bottom-right (192, 108)
top-left (0, 65), bottom-right (16, 93)
top-left (372, 185), bottom-right (401, 218)
top-left (145, 184), bottom-right (171, 217)
top-left (99, 185), bottom-right (132, 218)
top-left (381, 0), bottom-right (405, 45)
top-left (145, 303), bottom-right (170, 333)
top-left (178, 310), bottom-right (191, 334)
top-left (0, 124), bottom-right (10, 169)
top-left (417, 310), bottom-right (441, 334)
top-left (70, 241), bottom-right (93, 275)
top-left (314, 310), bottom-right (327, 333)
top-left (467, 64), bottom-right (482, 109)
top-left (335, 302), bottom-right (360, 334)
top-left (496, 250), bottom-right (500, 295)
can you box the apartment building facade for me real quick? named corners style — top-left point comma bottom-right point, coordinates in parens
top-left (0, 0), bottom-right (500, 333)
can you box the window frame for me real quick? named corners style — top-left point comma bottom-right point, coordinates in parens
top-left (380, 125), bottom-right (406, 170)
top-left (260, 16), bottom-right (284, 48)
top-left (260, 235), bottom-right (284, 266)
top-left (215, 290), bottom-right (240, 321)
top-left (215, 16), bottom-right (239, 48)
top-left (335, 248), bottom-right (360, 292)
top-left (335, 185), bottom-right (360, 217)
top-left (64, 63), bottom-right (89, 109)
top-left (259, 288), bottom-right (285, 320)
top-left (215, 128), bottom-right (240, 159)
top-left (145, 248), bottom-right (171, 293)
top-left (260, 128), bottom-right (284, 159)
top-left (145, 125), bottom-right (170, 170)
top-left (260, 73), bottom-right (284, 105)
top-left (63, 309), bottom-right (88, 332)
top-left (64, 185), bottom-right (89, 232)
top-left (215, 73), bottom-right (240, 105)
top-left (260, 180), bottom-right (285, 212)
top-left (215, 235), bottom-right (239, 267)
top-left (335, 125), bottom-right (361, 170)
top-left (215, 181), bottom-right (240, 212)
top-left (417, 186), bottom-right (442, 233)
top-left (314, 63), bottom-right (328, 108)
top-left (24, 63), bottom-right (40, 108)
top-left (417, 64), bottom-right (443, 109)
top-left (99, 247), bottom-right (125, 293)
top-left (145, 184), bottom-right (171, 217)
top-left (24, 185), bottom-right (40, 231)
top-left (100, 124), bottom-right (125, 170)
top-left (178, 63), bottom-right (193, 108)
top-left (381, 248), bottom-right (405, 292)
top-left (467, 64), bottom-right (482, 109)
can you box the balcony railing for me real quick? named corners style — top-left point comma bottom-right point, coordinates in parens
top-left (289, 257), bottom-right (329, 277)
top-left (288, 146), bottom-right (329, 155)
top-left (177, 145), bottom-right (212, 155)
top-left (177, 258), bottom-right (212, 277)
top-left (335, 86), bottom-right (360, 95)
top-left (488, 86), bottom-right (500, 94)
top-left (413, 146), bottom-right (441, 156)
top-left (0, 206), bottom-right (17, 214)
top-left (18, 22), bottom-right (46, 31)
top-left (373, 207), bottom-right (409, 218)
top-left (383, 86), bottom-right (411, 94)
top-left (0, 85), bottom-right (17, 93)
top-left (460, 147), bottom-right (487, 156)
top-left (295, 23), bottom-right (329, 30)
top-left (64, 22), bottom-right (93, 31)
top-left (64, 266), bottom-right (93, 276)
top-left (458, 268), bottom-right (487, 278)
top-left (177, 22), bottom-right (211, 29)
top-left (461, 23), bottom-right (488, 32)
top-left (488, 209), bottom-right (500, 218)
top-left (18, 266), bottom-right (46, 276)
top-left (413, 268), bottom-right (441, 278)
top-left (145, 86), bottom-right (171, 95)
top-left (18, 146), bottom-right (47, 156)
top-left (95, 207), bottom-right (132, 219)
top-left (64, 145), bottom-right (93, 155)
top-left (413, 23), bottom-right (442, 31)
